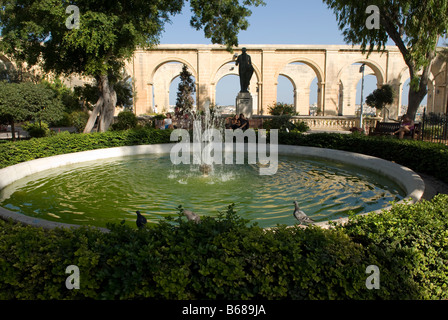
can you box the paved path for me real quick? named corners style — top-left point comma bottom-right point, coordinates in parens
top-left (419, 173), bottom-right (448, 200)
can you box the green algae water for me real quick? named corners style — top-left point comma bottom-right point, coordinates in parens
top-left (0, 154), bottom-right (405, 228)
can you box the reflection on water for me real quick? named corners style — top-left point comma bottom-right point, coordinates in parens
top-left (0, 154), bottom-right (405, 228)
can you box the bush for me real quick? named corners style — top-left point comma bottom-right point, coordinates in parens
top-left (111, 111), bottom-right (138, 131)
top-left (263, 117), bottom-right (309, 132)
top-left (268, 102), bottom-right (297, 116)
top-left (339, 194), bottom-right (448, 299)
top-left (1, 131), bottom-right (448, 299)
top-left (69, 111), bottom-right (90, 133)
top-left (146, 114), bottom-right (168, 129)
top-left (277, 132), bottom-right (448, 184)
top-left (50, 112), bottom-right (72, 127)
top-left (0, 127), bottom-right (172, 169)
top-left (1, 130), bottom-right (447, 183)
top-left (0, 203), bottom-right (434, 299)
top-left (21, 121), bottom-right (50, 138)
top-left (263, 103), bottom-right (309, 132)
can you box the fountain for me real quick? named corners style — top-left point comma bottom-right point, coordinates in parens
top-left (0, 144), bottom-right (425, 229)
top-left (0, 103), bottom-right (425, 230)
top-left (191, 101), bottom-right (224, 177)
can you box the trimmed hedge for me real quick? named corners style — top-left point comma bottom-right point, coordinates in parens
top-left (278, 132), bottom-right (448, 184)
top-left (0, 131), bottom-right (448, 299)
top-left (3, 202), bottom-right (446, 300)
top-left (1, 130), bottom-right (447, 183)
top-left (0, 128), bottom-right (172, 169)
top-left (339, 194), bottom-right (448, 299)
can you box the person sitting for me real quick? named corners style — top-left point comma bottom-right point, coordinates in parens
top-left (393, 114), bottom-right (415, 139)
top-left (237, 113), bottom-right (249, 131)
top-left (160, 113), bottom-right (174, 130)
top-left (225, 116), bottom-right (234, 129)
top-left (230, 114), bottom-right (240, 130)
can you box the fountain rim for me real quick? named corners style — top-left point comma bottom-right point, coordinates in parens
top-left (0, 143), bottom-right (425, 231)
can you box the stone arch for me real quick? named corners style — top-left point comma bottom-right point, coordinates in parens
top-left (150, 58), bottom-right (197, 83)
top-left (276, 73), bottom-right (297, 108)
top-left (336, 60), bottom-right (386, 116)
top-left (337, 59), bottom-right (385, 87)
top-left (395, 66), bottom-right (441, 115)
top-left (151, 60), bottom-right (197, 113)
top-left (275, 58), bottom-right (324, 84)
top-left (276, 59), bottom-right (324, 115)
top-left (211, 59), bottom-right (261, 88)
top-left (394, 67), bottom-right (411, 116)
top-left (211, 59), bottom-right (261, 112)
top-left (128, 44), bottom-right (448, 118)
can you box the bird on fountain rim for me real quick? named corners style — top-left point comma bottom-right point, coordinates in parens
top-left (293, 201), bottom-right (315, 226)
top-left (136, 210), bottom-right (147, 229)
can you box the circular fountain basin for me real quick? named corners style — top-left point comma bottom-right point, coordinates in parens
top-left (0, 144), bottom-right (425, 230)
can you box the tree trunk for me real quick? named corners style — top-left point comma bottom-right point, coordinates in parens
top-left (83, 98), bottom-right (102, 133)
top-left (406, 55), bottom-right (434, 120)
top-left (83, 75), bottom-right (117, 133)
top-left (10, 120), bottom-right (15, 142)
top-left (407, 87), bottom-right (428, 119)
top-left (98, 75), bottom-right (117, 132)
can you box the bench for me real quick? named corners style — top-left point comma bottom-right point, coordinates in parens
top-left (369, 122), bottom-right (421, 139)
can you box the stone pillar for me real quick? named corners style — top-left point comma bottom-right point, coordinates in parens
top-left (132, 52), bottom-right (152, 116)
top-left (197, 48), bottom-right (212, 111)
top-left (318, 82), bottom-right (325, 116)
top-left (236, 92), bottom-right (253, 118)
top-left (261, 49), bottom-right (277, 114)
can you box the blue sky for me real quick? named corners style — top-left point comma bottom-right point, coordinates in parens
top-left (160, 1), bottom-right (348, 45)
top-left (159, 0), bottom-right (408, 107)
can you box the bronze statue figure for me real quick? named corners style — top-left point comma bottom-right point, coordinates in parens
top-left (235, 48), bottom-right (254, 93)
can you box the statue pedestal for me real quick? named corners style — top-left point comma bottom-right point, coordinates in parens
top-left (236, 92), bottom-right (253, 118)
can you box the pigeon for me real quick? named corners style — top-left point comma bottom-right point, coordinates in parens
top-left (183, 209), bottom-right (201, 224)
top-left (293, 201), bottom-right (314, 225)
top-left (136, 210), bottom-right (147, 228)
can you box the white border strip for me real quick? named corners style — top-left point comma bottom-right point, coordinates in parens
top-left (0, 144), bottom-right (425, 230)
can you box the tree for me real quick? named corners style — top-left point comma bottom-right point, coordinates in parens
top-left (0, 82), bottom-right (63, 140)
top-left (322, 0), bottom-right (448, 120)
top-left (0, 82), bottom-right (27, 140)
top-left (0, 0), bottom-right (265, 133)
top-left (366, 84), bottom-right (395, 120)
top-left (114, 77), bottom-right (134, 111)
top-left (176, 65), bottom-right (196, 114)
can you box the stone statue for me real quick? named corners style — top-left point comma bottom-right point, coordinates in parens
top-left (235, 48), bottom-right (254, 93)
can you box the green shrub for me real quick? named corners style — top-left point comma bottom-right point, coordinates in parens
top-left (0, 204), bottom-right (433, 299)
top-left (1, 130), bottom-right (447, 183)
top-left (146, 114), bottom-right (168, 129)
top-left (339, 194), bottom-right (448, 299)
top-left (277, 132), bottom-right (448, 184)
top-left (263, 103), bottom-right (309, 132)
top-left (292, 120), bottom-right (310, 133)
top-left (111, 111), bottom-right (138, 131)
top-left (1, 131), bottom-right (448, 299)
top-left (268, 102), bottom-right (297, 116)
top-left (21, 121), bottom-right (50, 138)
top-left (50, 112), bottom-right (73, 127)
top-left (0, 127), bottom-right (172, 169)
top-left (262, 117), bottom-right (309, 133)
top-left (69, 111), bottom-right (90, 133)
